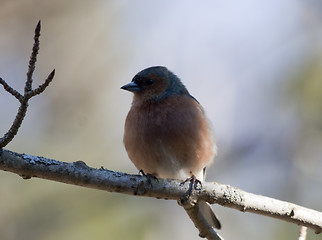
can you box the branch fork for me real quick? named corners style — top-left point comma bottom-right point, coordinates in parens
top-left (0, 21), bottom-right (55, 148)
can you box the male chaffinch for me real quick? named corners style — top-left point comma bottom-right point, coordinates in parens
top-left (121, 66), bottom-right (221, 229)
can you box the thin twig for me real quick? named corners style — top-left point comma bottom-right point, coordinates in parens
top-left (0, 21), bottom-right (54, 149)
top-left (0, 101), bottom-right (28, 147)
top-left (298, 226), bottom-right (307, 240)
top-left (0, 77), bottom-right (23, 101)
top-left (27, 69), bottom-right (55, 98)
top-left (25, 20), bottom-right (41, 94)
top-left (179, 199), bottom-right (224, 240)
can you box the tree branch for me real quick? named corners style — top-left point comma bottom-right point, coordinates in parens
top-left (179, 199), bottom-right (224, 240)
top-left (1, 148), bottom-right (321, 236)
top-left (0, 21), bottom-right (54, 149)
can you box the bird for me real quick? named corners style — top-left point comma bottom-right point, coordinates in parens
top-left (121, 66), bottom-right (221, 229)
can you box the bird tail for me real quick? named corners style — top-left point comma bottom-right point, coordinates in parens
top-left (198, 201), bottom-right (221, 229)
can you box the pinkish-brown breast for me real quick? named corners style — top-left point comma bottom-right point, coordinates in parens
top-left (123, 94), bottom-right (216, 179)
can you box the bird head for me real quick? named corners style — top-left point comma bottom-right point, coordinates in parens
top-left (121, 66), bottom-right (189, 102)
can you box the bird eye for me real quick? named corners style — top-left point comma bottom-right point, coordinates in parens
top-left (145, 79), bottom-right (154, 85)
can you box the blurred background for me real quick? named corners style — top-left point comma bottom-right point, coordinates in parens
top-left (0, 0), bottom-right (321, 239)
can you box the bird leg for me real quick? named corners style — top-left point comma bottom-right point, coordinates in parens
top-left (139, 169), bottom-right (159, 186)
top-left (180, 175), bottom-right (202, 198)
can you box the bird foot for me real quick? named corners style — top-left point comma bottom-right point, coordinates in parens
top-left (180, 175), bottom-right (202, 198)
top-left (139, 169), bottom-right (159, 186)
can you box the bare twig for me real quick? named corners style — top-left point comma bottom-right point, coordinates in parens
top-left (0, 149), bottom-right (321, 237)
top-left (0, 21), bottom-right (54, 148)
top-left (298, 226), bottom-right (307, 240)
top-left (25, 20), bottom-right (41, 93)
top-left (179, 199), bottom-right (224, 240)
top-left (27, 69), bottom-right (55, 98)
top-left (0, 101), bottom-right (29, 148)
top-left (0, 77), bottom-right (23, 101)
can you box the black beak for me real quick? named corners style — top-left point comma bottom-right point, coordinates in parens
top-left (121, 82), bottom-right (141, 92)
